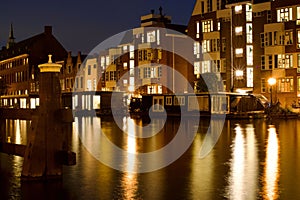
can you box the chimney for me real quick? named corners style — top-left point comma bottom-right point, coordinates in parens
top-left (44, 26), bottom-right (52, 35)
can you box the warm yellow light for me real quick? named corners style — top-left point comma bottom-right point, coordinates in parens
top-left (235, 70), bottom-right (243, 77)
top-left (128, 85), bottom-right (135, 92)
top-left (235, 26), bottom-right (243, 35)
top-left (235, 5), bottom-right (243, 13)
top-left (268, 78), bottom-right (276, 86)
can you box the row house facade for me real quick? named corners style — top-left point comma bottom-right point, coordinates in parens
top-left (0, 26), bottom-right (67, 108)
top-left (188, 0), bottom-right (300, 108)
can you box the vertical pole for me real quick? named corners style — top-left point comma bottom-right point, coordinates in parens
top-left (22, 55), bottom-right (63, 180)
top-left (270, 86), bottom-right (273, 106)
top-left (172, 36), bottom-right (175, 93)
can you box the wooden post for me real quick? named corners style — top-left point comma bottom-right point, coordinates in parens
top-left (22, 55), bottom-right (69, 180)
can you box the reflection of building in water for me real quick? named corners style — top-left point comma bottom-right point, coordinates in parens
top-left (226, 124), bottom-right (258, 200)
top-left (5, 119), bottom-right (29, 145)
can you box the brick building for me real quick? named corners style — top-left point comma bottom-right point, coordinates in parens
top-left (188, 0), bottom-right (300, 108)
top-left (0, 26), bottom-right (67, 108)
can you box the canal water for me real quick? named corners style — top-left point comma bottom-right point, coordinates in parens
top-left (1, 116), bottom-right (300, 199)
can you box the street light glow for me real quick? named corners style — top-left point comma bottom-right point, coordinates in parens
top-left (235, 70), bottom-right (243, 77)
top-left (268, 78), bottom-right (276, 86)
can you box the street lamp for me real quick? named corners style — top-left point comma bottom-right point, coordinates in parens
top-left (165, 33), bottom-right (187, 93)
top-left (268, 77), bottom-right (276, 105)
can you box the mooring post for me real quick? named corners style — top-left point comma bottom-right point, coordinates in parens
top-left (21, 55), bottom-right (73, 180)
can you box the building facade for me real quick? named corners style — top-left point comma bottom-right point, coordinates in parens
top-left (188, 0), bottom-right (300, 108)
top-left (95, 7), bottom-right (194, 97)
top-left (0, 26), bottom-right (67, 108)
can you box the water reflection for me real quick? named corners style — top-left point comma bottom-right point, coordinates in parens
top-left (261, 125), bottom-right (280, 200)
top-left (119, 117), bottom-right (139, 199)
top-left (1, 117), bottom-right (300, 199)
top-left (5, 119), bottom-right (29, 145)
top-left (226, 123), bottom-right (258, 200)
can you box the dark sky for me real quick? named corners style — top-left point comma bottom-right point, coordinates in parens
top-left (0, 0), bottom-right (196, 54)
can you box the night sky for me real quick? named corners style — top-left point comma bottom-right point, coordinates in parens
top-left (0, 0), bottom-right (195, 54)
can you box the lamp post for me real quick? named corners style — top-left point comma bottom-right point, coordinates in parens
top-left (268, 77), bottom-right (276, 106)
top-left (165, 33), bottom-right (187, 93)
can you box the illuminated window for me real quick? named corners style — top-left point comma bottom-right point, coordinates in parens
top-left (247, 67), bottom-right (253, 87)
top-left (246, 45), bottom-right (253, 66)
top-left (202, 40), bottom-right (211, 53)
top-left (285, 54), bottom-right (293, 68)
top-left (235, 70), bottom-right (243, 78)
top-left (144, 68), bottom-right (150, 78)
top-left (129, 45), bottom-right (134, 59)
top-left (196, 21), bottom-right (200, 38)
top-left (106, 56), bottom-right (110, 66)
top-left (278, 77), bottom-right (294, 92)
top-left (297, 30), bottom-right (300, 49)
top-left (101, 56), bottom-right (105, 68)
top-left (130, 60), bottom-right (134, 76)
top-left (235, 48), bottom-right (243, 57)
top-left (201, 60), bottom-right (211, 73)
top-left (194, 61), bottom-right (200, 78)
top-left (217, 22), bottom-right (221, 31)
top-left (246, 4), bottom-right (252, 22)
top-left (202, 19), bottom-right (213, 33)
top-left (277, 7), bottom-right (293, 22)
top-left (297, 7), bottom-right (300, 25)
top-left (123, 62), bottom-right (128, 70)
top-left (235, 26), bottom-right (243, 35)
top-left (147, 31), bottom-right (156, 43)
top-left (235, 5), bottom-right (242, 14)
top-left (194, 42), bottom-right (200, 58)
top-left (123, 45), bottom-right (128, 52)
top-left (157, 30), bottom-right (160, 45)
top-left (246, 23), bottom-right (252, 43)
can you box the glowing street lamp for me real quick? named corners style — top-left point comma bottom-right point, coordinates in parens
top-left (268, 77), bottom-right (276, 105)
top-left (235, 70), bottom-right (244, 79)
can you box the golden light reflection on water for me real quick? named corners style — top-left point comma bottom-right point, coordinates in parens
top-left (226, 124), bottom-right (258, 200)
top-left (120, 117), bottom-right (139, 200)
top-left (6, 119), bottom-right (28, 145)
top-left (262, 126), bottom-right (280, 200)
